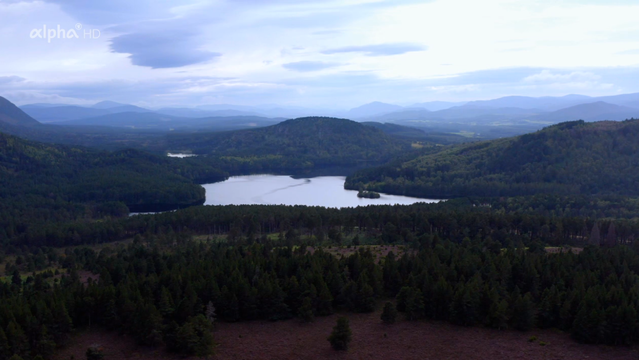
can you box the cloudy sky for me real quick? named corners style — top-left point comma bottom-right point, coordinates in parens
top-left (1, 0), bottom-right (639, 109)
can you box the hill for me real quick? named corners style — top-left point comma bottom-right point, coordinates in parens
top-left (362, 122), bottom-right (428, 138)
top-left (0, 130), bottom-right (228, 242)
top-left (362, 121), bottom-right (469, 144)
top-left (346, 119), bottom-right (639, 197)
top-left (21, 103), bottom-right (151, 123)
top-left (60, 111), bottom-right (280, 131)
top-left (21, 105), bottom-right (113, 123)
top-left (156, 107), bottom-right (260, 118)
top-left (464, 94), bottom-right (591, 111)
top-left (0, 96), bottom-right (41, 127)
top-left (164, 117), bottom-right (412, 169)
top-left (532, 101), bottom-right (639, 123)
top-left (347, 101), bottom-right (403, 118)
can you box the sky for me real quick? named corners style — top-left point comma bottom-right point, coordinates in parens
top-left (1, 0), bottom-right (639, 109)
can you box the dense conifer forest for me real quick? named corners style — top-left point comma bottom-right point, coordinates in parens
top-left (346, 119), bottom-right (639, 198)
top-left (3, 212), bottom-right (639, 359)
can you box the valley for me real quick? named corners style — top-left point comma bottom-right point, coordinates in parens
top-left (3, 92), bottom-right (639, 360)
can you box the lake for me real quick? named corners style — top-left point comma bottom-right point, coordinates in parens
top-left (202, 175), bottom-right (438, 208)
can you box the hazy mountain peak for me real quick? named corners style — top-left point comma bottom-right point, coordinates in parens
top-left (92, 100), bottom-right (128, 109)
top-left (347, 101), bottom-right (403, 118)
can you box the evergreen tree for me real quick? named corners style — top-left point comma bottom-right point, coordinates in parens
top-left (132, 303), bottom-right (163, 346)
top-left (512, 292), bottom-right (536, 331)
top-left (206, 301), bottom-right (217, 327)
top-left (486, 299), bottom-right (509, 329)
top-left (175, 315), bottom-right (215, 357)
top-left (6, 321), bottom-right (28, 358)
top-left (328, 317), bottom-right (352, 351)
top-left (11, 270), bottom-right (21, 288)
top-left (381, 302), bottom-right (398, 324)
top-left (85, 345), bottom-right (104, 360)
top-left (0, 328), bottom-right (9, 360)
top-left (589, 223), bottom-right (601, 246)
top-left (298, 297), bottom-right (315, 323)
top-left (405, 287), bottom-right (425, 321)
top-left (605, 223), bottom-right (617, 247)
top-left (316, 282), bottom-right (334, 316)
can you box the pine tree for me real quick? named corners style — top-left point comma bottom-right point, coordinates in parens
top-left (486, 299), bottom-right (509, 329)
top-left (298, 297), bottom-right (314, 323)
top-left (86, 344), bottom-right (104, 360)
top-left (11, 270), bottom-right (21, 287)
top-left (175, 315), bottom-right (215, 357)
top-left (589, 223), bottom-right (601, 246)
top-left (355, 277), bottom-right (375, 313)
top-left (206, 301), bottom-right (217, 327)
top-left (6, 321), bottom-right (28, 358)
top-left (132, 303), bottom-right (163, 346)
top-left (381, 302), bottom-right (398, 324)
top-left (405, 287), bottom-right (425, 321)
top-left (512, 292), bottom-right (536, 331)
top-left (605, 223), bottom-right (616, 247)
top-left (396, 286), bottom-right (411, 312)
top-left (0, 328), bottom-right (9, 360)
top-left (316, 282), bottom-right (334, 316)
top-left (328, 317), bottom-right (352, 351)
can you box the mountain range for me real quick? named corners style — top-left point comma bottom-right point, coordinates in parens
top-left (17, 92), bottom-right (639, 136)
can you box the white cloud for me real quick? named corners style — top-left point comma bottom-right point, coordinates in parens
top-left (1, 0), bottom-right (639, 107)
top-left (523, 70), bottom-right (601, 83)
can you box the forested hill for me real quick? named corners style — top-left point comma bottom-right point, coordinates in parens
top-left (0, 96), bottom-right (40, 127)
top-left (346, 119), bottom-right (639, 198)
top-left (0, 130), bottom-right (228, 242)
top-left (163, 117), bottom-right (412, 169)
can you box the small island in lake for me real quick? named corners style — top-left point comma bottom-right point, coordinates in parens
top-left (357, 190), bottom-right (381, 199)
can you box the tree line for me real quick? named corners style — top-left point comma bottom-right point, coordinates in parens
top-left (4, 234), bottom-right (639, 359)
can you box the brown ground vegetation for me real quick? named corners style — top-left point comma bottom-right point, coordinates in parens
top-left (54, 307), bottom-right (637, 360)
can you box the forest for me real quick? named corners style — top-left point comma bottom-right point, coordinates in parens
top-left (346, 119), bottom-right (639, 198)
top-left (159, 117), bottom-right (414, 169)
top-left (2, 217), bottom-right (639, 359)
top-left (0, 131), bottom-right (228, 247)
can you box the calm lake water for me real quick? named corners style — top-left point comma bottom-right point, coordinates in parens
top-left (202, 175), bottom-right (438, 208)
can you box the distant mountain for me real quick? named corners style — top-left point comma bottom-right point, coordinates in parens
top-left (620, 101), bottom-right (639, 109)
top-left (59, 111), bottom-right (282, 131)
top-left (464, 94), bottom-right (592, 111)
top-left (409, 101), bottom-right (467, 111)
top-left (347, 102), bottom-right (404, 118)
top-left (346, 119), bottom-right (639, 198)
top-left (157, 108), bottom-right (259, 118)
top-left (0, 96), bottom-right (41, 127)
top-left (20, 103), bottom-right (78, 108)
top-left (106, 104), bottom-right (151, 113)
top-left (368, 105), bottom-right (540, 122)
top-left (164, 117), bottom-right (411, 168)
top-left (196, 104), bottom-right (258, 112)
top-left (533, 102), bottom-right (639, 123)
top-left (21, 105), bottom-right (112, 123)
top-left (61, 112), bottom-right (180, 127)
top-left (91, 100), bottom-right (128, 109)
top-left (21, 103), bottom-right (150, 123)
top-left (595, 92), bottom-right (639, 108)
